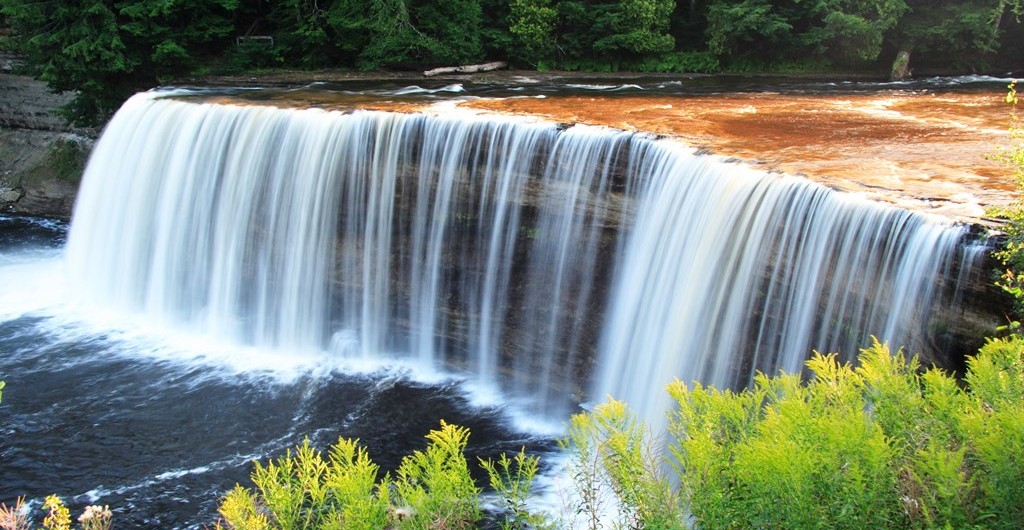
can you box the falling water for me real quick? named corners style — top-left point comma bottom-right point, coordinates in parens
top-left (596, 152), bottom-right (968, 428)
top-left (66, 90), bottom-right (978, 426)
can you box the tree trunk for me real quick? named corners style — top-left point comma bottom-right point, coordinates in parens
top-left (423, 61), bottom-right (508, 77)
top-left (890, 49), bottom-right (912, 81)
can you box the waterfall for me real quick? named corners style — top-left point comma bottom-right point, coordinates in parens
top-left (596, 153), bottom-right (966, 428)
top-left (67, 90), bottom-right (977, 424)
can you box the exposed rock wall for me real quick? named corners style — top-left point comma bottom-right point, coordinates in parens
top-left (0, 72), bottom-right (91, 218)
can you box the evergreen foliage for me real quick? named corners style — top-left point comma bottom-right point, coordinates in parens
top-left (706, 0), bottom-right (907, 66)
top-left (0, 0), bottom-right (237, 126)
top-left (508, 0), bottom-right (558, 67)
top-left (2, 0), bottom-right (1022, 125)
top-left (889, 0), bottom-right (1023, 72)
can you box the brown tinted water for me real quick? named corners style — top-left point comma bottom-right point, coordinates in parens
top-left (194, 76), bottom-right (1018, 225)
top-left (465, 90), bottom-right (1015, 224)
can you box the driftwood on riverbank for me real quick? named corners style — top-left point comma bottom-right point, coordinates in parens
top-left (423, 61), bottom-right (507, 77)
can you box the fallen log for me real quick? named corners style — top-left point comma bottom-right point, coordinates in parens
top-left (423, 61), bottom-right (507, 77)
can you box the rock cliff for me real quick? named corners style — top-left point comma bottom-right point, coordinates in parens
top-left (0, 72), bottom-right (92, 218)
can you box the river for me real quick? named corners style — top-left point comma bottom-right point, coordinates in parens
top-left (0, 75), bottom-right (1013, 528)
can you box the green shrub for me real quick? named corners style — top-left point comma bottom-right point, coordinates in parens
top-left (556, 337), bottom-right (1023, 529)
top-left (392, 421), bottom-right (480, 530)
top-left (960, 336), bottom-right (1024, 527)
top-left (217, 421), bottom-right (549, 530)
top-left (479, 448), bottom-right (552, 530)
top-left (225, 40), bottom-right (284, 72)
top-left (661, 338), bottom-right (1024, 529)
top-left (216, 436), bottom-right (391, 530)
top-left (991, 80), bottom-right (1024, 322)
top-left (667, 344), bottom-right (898, 529)
top-left (560, 399), bottom-right (682, 530)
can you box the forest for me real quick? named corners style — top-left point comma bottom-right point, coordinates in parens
top-left (1, 0), bottom-right (1023, 126)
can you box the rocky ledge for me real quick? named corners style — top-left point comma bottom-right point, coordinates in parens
top-left (0, 72), bottom-right (92, 218)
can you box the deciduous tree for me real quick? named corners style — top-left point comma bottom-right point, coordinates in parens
top-left (888, 0), bottom-right (1023, 79)
top-left (508, 0), bottom-right (558, 66)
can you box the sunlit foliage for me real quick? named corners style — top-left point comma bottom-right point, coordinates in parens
top-left (559, 339), bottom-right (1024, 529)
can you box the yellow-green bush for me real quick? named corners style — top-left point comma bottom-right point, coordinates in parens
top-left (558, 338), bottom-right (1024, 530)
top-left (224, 336), bottom-right (1023, 530)
top-left (560, 399), bottom-right (682, 530)
top-left (216, 421), bottom-right (545, 530)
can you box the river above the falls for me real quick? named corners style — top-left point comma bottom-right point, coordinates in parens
top-left (189, 72), bottom-right (1017, 224)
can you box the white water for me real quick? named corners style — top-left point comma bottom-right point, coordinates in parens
top-left (66, 90), bottom-right (977, 427)
top-left (597, 152), bottom-right (965, 428)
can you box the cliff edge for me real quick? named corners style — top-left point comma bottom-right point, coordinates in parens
top-left (0, 71), bottom-right (91, 218)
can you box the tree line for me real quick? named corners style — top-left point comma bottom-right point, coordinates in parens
top-left (1, 0), bottom-right (1022, 126)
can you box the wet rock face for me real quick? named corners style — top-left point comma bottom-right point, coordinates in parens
top-left (0, 72), bottom-right (74, 131)
top-left (928, 245), bottom-right (1012, 373)
top-left (0, 73), bottom-right (90, 218)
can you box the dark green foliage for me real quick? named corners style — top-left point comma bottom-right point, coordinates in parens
top-left (706, 0), bottom-right (906, 66)
top-left (2, 0), bottom-right (132, 125)
top-left (264, 0), bottom-right (344, 69)
top-left (0, 0), bottom-right (237, 126)
top-left (225, 39), bottom-right (283, 72)
top-left (418, 0), bottom-right (486, 65)
top-left (508, 0), bottom-right (558, 67)
top-left (117, 0), bottom-right (239, 77)
top-left (592, 0), bottom-right (676, 56)
top-left (553, 0), bottom-right (676, 68)
top-left (307, 0), bottom-right (486, 70)
top-left (705, 0), bottom-right (793, 59)
top-left (889, 0), bottom-right (1023, 71)
top-left (4, 0), bottom-right (1023, 127)
top-left (551, 0), bottom-right (604, 65)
